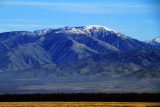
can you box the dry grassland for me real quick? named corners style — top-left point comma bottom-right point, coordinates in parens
top-left (0, 102), bottom-right (160, 107)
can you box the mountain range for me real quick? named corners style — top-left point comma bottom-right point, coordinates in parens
top-left (0, 25), bottom-right (160, 93)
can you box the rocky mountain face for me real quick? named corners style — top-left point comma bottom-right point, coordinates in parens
top-left (0, 25), bottom-right (160, 93)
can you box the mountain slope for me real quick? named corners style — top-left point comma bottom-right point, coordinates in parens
top-left (77, 25), bottom-right (157, 50)
top-left (0, 31), bottom-right (40, 53)
top-left (0, 44), bottom-right (53, 72)
top-left (41, 33), bottom-right (98, 65)
top-left (48, 27), bottom-right (119, 53)
top-left (60, 49), bottom-right (160, 76)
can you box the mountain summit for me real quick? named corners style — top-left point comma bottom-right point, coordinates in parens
top-left (146, 36), bottom-right (160, 47)
top-left (153, 36), bottom-right (160, 43)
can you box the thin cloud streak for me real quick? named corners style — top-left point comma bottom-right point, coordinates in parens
top-left (0, 28), bottom-right (8, 32)
top-left (4, 1), bottom-right (80, 6)
top-left (3, 1), bottom-right (160, 14)
top-left (4, 1), bottom-right (158, 8)
top-left (0, 24), bottom-right (64, 28)
top-left (0, 19), bottom-right (43, 22)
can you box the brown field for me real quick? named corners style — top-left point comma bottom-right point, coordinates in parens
top-left (0, 102), bottom-right (160, 107)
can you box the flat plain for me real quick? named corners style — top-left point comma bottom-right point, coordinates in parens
top-left (0, 102), bottom-right (160, 107)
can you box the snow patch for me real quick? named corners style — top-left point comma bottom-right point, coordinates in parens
top-left (34, 29), bottom-right (52, 35)
top-left (154, 37), bottom-right (160, 43)
top-left (84, 25), bottom-right (114, 32)
top-left (56, 27), bottom-right (87, 34)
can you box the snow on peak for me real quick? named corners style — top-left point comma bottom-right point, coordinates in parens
top-left (145, 36), bottom-right (160, 45)
top-left (154, 37), bottom-right (160, 43)
top-left (81, 25), bottom-right (123, 36)
top-left (34, 29), bottom-right (52, 35)
top-left (56, 26), bottom-right (86, 34)
top-left (56, 25), bottom-right (119, 35)
top-left (84, 25), bottom-right (114, 32)
top-left (77, 25), bottom-right (128, 38)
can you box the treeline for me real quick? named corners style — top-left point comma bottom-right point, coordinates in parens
top-left (0, 93), bottom-right (160, 102)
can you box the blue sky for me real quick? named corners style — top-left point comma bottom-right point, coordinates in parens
top-left (0, 0), bottom-right (160, 41)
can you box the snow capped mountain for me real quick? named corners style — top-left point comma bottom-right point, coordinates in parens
top-left (0, 25), bottom-right (160, 93)
top-left (46, 25), bottom-right (156, 50)
top-left (76, 25), bottom-right (154, 50)
top-left (45, 26), bottom-right (119, 53)
top-left (0, 25), bottom-right (158, 72)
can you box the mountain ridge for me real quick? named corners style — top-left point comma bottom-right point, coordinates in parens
top-left (0, 25), bottom-right (160, 93)
top-left (0, 25), bottom-right (159, 72)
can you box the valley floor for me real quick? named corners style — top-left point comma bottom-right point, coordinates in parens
top-left (0, 102), bottom-right (160, 107)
